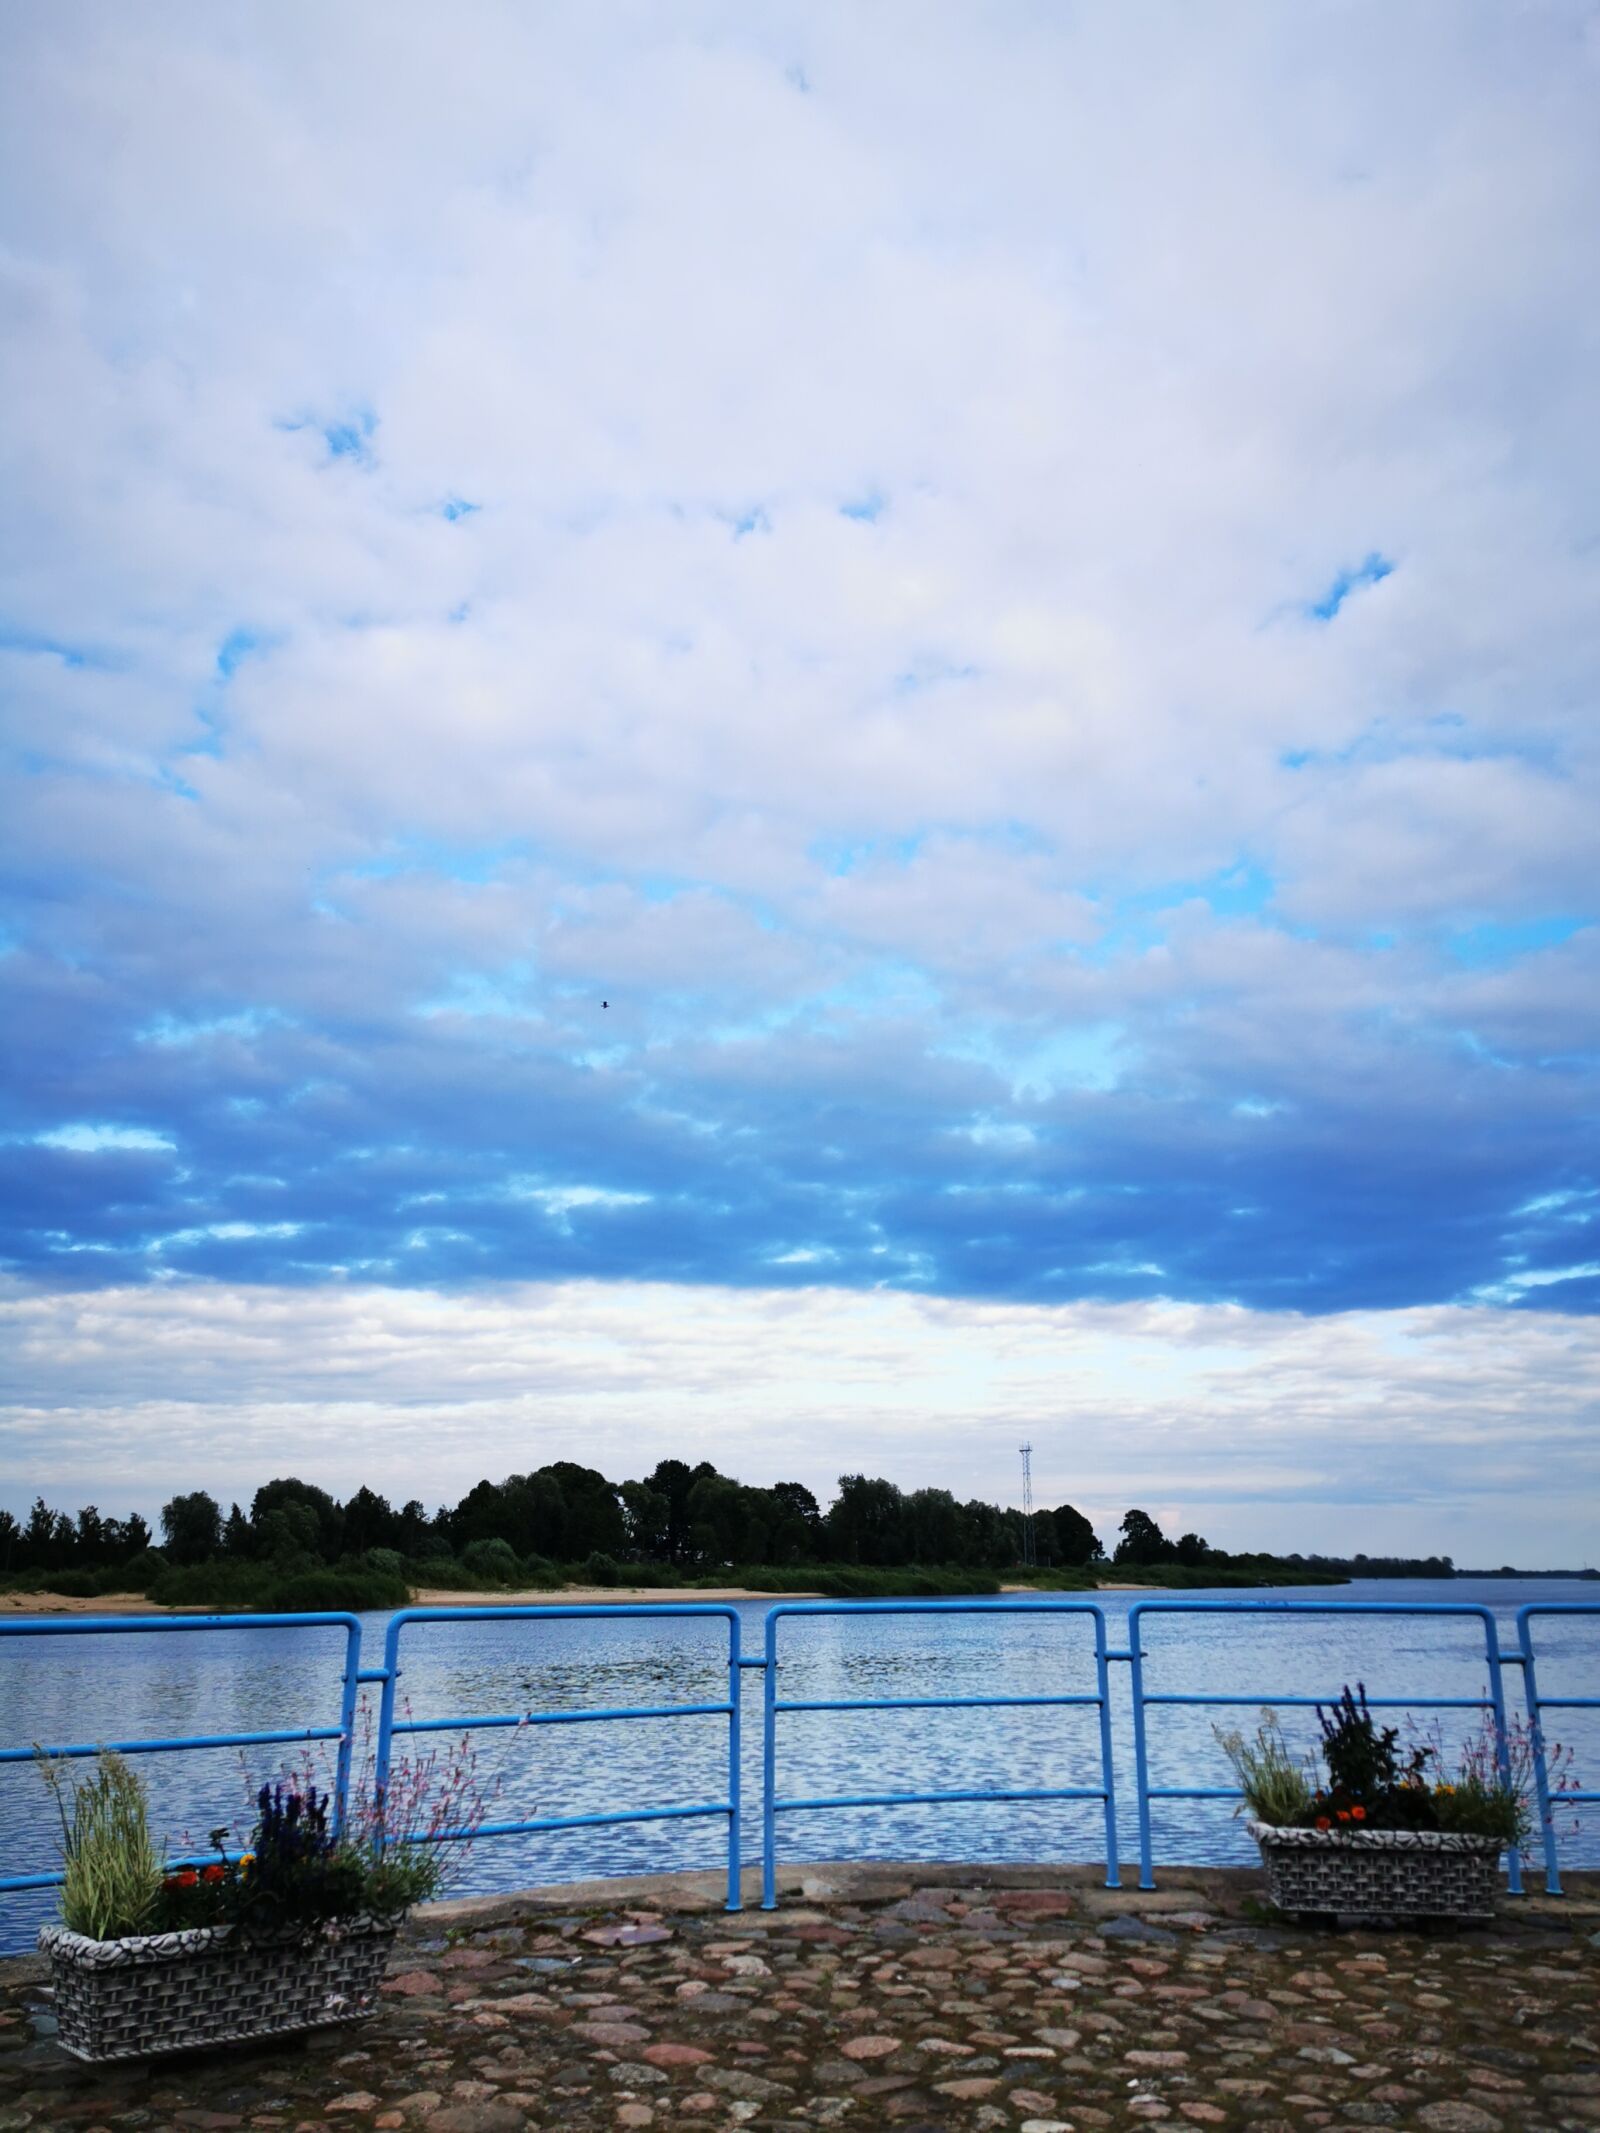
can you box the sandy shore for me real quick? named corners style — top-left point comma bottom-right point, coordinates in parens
top-left (2, 1577), bottom-right (1154, 1616)
top-left (0, 1583), bottom-right (822, 1615)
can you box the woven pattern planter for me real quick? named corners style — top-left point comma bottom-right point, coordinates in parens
top-left (1248, 1819), bottom-right (1502, 1918)
top-left (38, 1914), bottom-right (397, 2062)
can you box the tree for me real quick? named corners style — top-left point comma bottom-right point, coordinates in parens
top-left (767, 1481), bottom-right (822, 1564)
top-left (251, 1479), bottom-right (342, 1560)
top-left (645, 1459), bottom-right (698, 1562)
top-left (396, 1499), bottom-right (432, 1556)
top-left (905, 1487), bottom-right (963, 1565)
top-left (1174, 1530), bottom-right (1210, 1566)
top-left (1049, 1503), bottom-right (1103, 1567)
top-left (1114, 1508), bottom-right (1171, 1565)
top-left (342, 1486), bottom-right (398, 1556)
top-left (619, 1482), bottom-right (670, 1560)
top-left (826, 1475), bottom-right (908, 1566)
top-left (74, 1505), bottom-right (107, 1565)
top-left (161, 1490), bottom-right (222, 1565)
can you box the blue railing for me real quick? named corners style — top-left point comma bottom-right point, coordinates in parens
top-left (374, 1604), bottom-right (746, 1910)
top-left (1127, 1599), bottom-right (1524, 1892)
top-left (0, 1612), bottom-right (367, 1893)
top-left (760, 1599), bottom-right (1120, 1909)
top-left (1518, 1603), bottom-right (1600, 1897)
top-left (2, 1597), bottom-right (1594, 1924)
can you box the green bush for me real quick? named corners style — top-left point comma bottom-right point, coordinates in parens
top-left (578, 1551), bottom-right (621, 1587)
top-left (147, 1558), bottom-right (409, 1615)
top-left (361, 1547), bottom-right (405, 1581)
top-left (460, 1537), bottom-right (520, 1584)
top-left (116, 1550), bottom-right (169, 1592)
top-left (411, 1555), bottom-right (467, 1587)
top-left (38, 1569), bottom-right (97, 1598)
top-left (625, 1562), bottom-right (683, 1588)
top-left (518, 1554), bottom-right (564, 1588)
top-left (265, 1565), bottom-right (410, 1614)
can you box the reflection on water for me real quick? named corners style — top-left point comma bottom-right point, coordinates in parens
top-left (2, 1580), bottom-right (1595, 1953)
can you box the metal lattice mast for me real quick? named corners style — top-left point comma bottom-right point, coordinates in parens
top-left (1019, 1442), bottom-right (1035, 1568)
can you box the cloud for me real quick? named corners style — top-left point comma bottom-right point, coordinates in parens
top-left (0, 1278), bottom-right (1594, 1566)
top-left (0, 4), bottom-right (1595, 1365)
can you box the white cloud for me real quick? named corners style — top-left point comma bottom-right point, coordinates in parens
top-left (1, 1277), bottom-right (1594, 1567)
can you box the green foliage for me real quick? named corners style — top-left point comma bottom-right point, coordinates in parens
top-left (1432, 1770), bottom-right (1524, 1846)
top-left (578, 1550), bottom-right (621, 1586)
top-left (518, 1554), bottom-right (564, 1588)
top-left (1220, 1688), bottom-right (1548, 1841)
top-left (459, 1537), bottom-right (520, 1584)
top-left (1214, 1712), bottom-right (1314, 1825)
top-left (146, 1557), bottom-right (410, 1615)
top-left (412, 1555), bottom-right (469, 1586)
top-left (160, 1490), bottom-right (223, 1565)
top-left (155, 1781), bottom-right (448, 1935)
top-left (1317, 1683), bottom-right (1430, 1799)
top-left (37, 1751), bottom-right (164, 1942)
top-left (37, 1568), bottom-right (97, 1597)
top-left (704, 1562), bottom-right (1001, 1599)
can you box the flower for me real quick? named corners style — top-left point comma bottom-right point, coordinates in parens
top-left (1315, 1816), bottom-right (1332, 1831)
top-left (1336, 1809), bottom-right (1351, 1823)
top-left (1351, 1805), bottom-right (1366, 1821)
top-left (202, 1863), bottom-right (226, 1883)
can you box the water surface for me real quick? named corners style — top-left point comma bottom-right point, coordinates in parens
top-left (3, 1578), bottom-right (1594, 1952)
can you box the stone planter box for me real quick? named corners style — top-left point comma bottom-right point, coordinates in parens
top-left (1247, 1819), bottom-right (1502, 1919)
top-left (37, 1914), bottom-right (397, 2062)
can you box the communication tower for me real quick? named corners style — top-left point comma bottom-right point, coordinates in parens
top-left (1019, 1442), bottom-right (1036, 1568)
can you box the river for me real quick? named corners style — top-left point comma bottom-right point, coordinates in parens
top-left (2, 1577), bottom-right (1595, 1953)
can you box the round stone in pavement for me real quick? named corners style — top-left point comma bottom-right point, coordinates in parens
top-left (422, 2105), bottom-right (528, 2133)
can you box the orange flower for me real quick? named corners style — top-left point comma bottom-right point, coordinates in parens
top-left (1336, 1809), bottom-right (1351, 1822)
top-left (1351, 1805), bottom-right (1366, 1822)
top-left (1315, 1816), bottom-right (1332, 1831)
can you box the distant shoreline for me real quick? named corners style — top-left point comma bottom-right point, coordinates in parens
top-left (6, 1566), bottom-right (1590, 1619)
top-left (0, 1571), bottom-right (1386, 1616)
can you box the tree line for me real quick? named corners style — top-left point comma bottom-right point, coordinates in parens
top-left (0, 1465), bottom-right (1238, 1584)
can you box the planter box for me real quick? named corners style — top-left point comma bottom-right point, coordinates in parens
top-left (1247, 1819), bottom-right (1502, 1919)
top-left (37, 1914), bottom-right (397, 2062)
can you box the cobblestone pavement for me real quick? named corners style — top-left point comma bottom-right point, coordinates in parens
top-left (2, 1865), bottom-right (1597, 2133)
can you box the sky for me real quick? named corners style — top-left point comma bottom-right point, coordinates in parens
top-left (1, 2), bottom-right (1597, 1563)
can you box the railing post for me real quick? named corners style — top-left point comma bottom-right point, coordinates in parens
top-left (1476, 1607), bottom-right (1522, 1896)
top-left (1093, 1607), bottom-right (1121, 1889)
top-left (761, 1608), bottom-right (781, 1909)
top-left (725, 1612), bottom-right (743, 1912)
top-left (332, 1619), bottom-right (363, 1840)
top-left (373, 1613), bottom-right (405, 1859)
top-left (1126, 1604), bottom-right (1156, 1889)
top-left (1518, 1609), bottom-right (1562, 1896)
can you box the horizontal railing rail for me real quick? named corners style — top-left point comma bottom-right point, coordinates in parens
top-left (2, 1596), bottom-right (1591, 1932)
top-left (760, 1599), bottom-right (1120, 1909)
top-left (0, 1612), bottom-right (364, 1895)
top-left (1127, 1599), bottom-right (1524, 1892)
top-left (373, 1604), bottom-right (746, 1912)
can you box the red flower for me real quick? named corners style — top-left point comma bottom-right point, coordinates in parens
top-left (1315, 1816), bottom-right (1332, 1831)
top-left (1351, 1805), bottom-right (1367, 1822)
top-left (1336, 1809), bottom-right (1351, 1823)
top-left (202, 1863), bottom-right (226, 1883)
